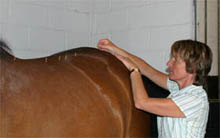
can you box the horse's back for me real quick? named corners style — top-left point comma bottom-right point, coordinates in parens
top-left (0, 47), bottom-right (150, 137)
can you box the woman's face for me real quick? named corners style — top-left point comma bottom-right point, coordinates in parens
top-left (167, 55), bottom-right (192, 83)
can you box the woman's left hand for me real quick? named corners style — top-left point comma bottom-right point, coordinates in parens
top-left (115, 54), bottom-right (138, 71)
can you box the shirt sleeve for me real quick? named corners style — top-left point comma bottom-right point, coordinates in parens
top-left (171, 89), bottom-right (205, 119)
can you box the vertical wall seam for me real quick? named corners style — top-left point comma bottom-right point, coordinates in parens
top-left (205, 0), bottom-right (208, 44)
top-left (194, 0), bottom-right (197, 41)
top-left (89, 0), bottom-right (93, 47)
top-left (218, 0), bottom-right (220, 96)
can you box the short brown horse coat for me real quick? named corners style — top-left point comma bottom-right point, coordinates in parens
top-left (0, 46), bottom-right (150, 137)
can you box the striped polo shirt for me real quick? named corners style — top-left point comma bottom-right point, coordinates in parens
top-left (157, 79), bottom-right (209, 138)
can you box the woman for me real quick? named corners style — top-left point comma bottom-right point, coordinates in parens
top-left (97, 39), bottom-right (212, 138)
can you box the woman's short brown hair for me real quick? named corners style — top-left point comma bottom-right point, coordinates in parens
top-left (171, 40), bottom-right (213, 90)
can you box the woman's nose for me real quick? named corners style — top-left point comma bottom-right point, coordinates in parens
top-left (167, 58), bottom-right (173, 67)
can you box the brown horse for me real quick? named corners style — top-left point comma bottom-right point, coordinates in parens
top-left (0, 41), bottom-right (150, 137)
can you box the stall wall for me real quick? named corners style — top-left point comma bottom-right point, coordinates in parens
top-left (196, 0), bottom-right (219, 75)
top-left (0, 0), bottom-right (194, 73)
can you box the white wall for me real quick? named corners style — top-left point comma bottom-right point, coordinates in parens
top-left (0, 0), bottom-right (194, 73)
